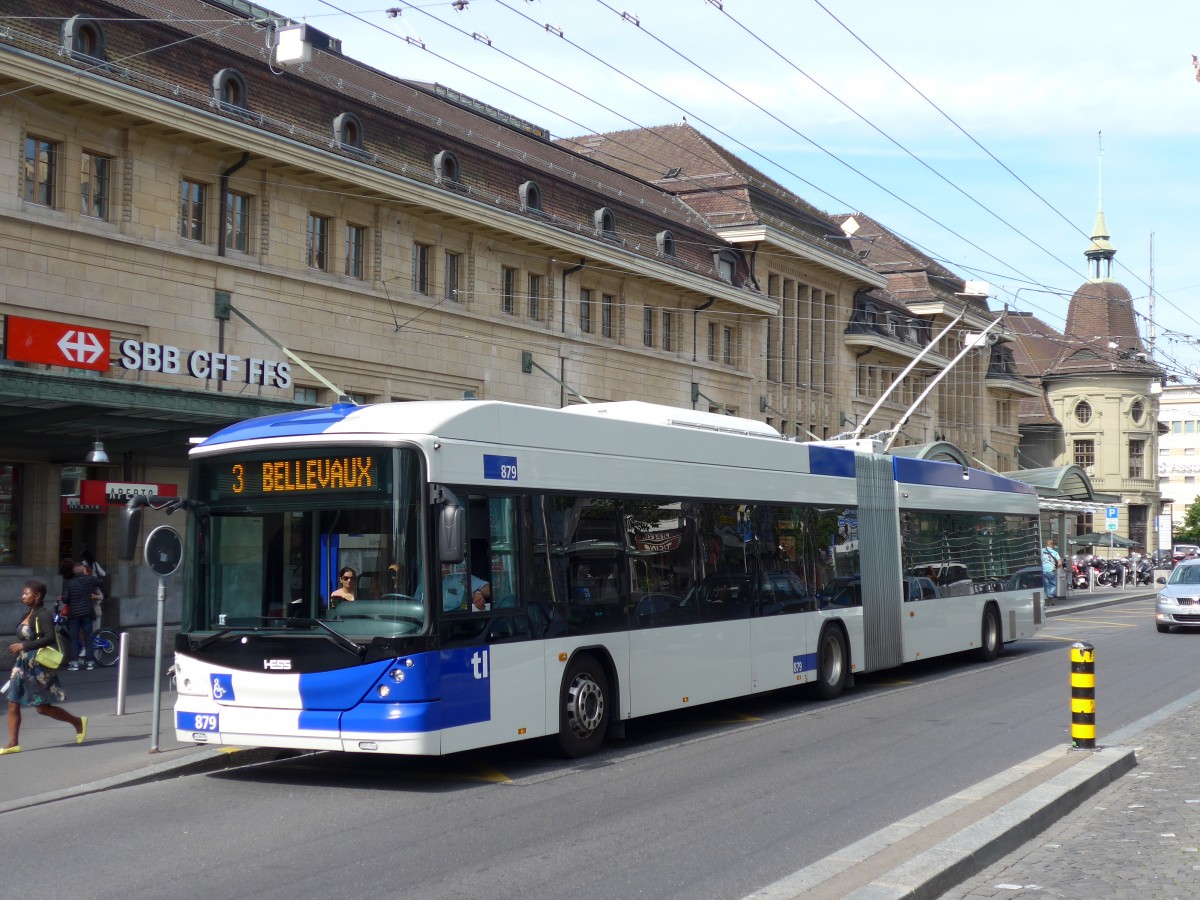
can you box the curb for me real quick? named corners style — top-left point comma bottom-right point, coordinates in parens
top-left (855, 746), bottom-right (1137, 899)
top-left (1046, 590), bottom-right (1154, 617)
top-left (747, 743), bottom-right (1138, 900)
top-left (0, 745), bottom-right (299, 814)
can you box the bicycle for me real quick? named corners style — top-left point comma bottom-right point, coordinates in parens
top-left (53, 608), bottom-right (120, 668)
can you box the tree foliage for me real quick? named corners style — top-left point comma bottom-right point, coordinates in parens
top-left (1174, 501), bottom-right (1200, 544)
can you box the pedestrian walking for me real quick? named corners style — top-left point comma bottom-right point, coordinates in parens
top-left (4, 579), bottom-right (87, 754)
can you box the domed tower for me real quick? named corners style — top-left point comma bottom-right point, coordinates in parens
top-left (1048, 200), bottom-right (1162, 549)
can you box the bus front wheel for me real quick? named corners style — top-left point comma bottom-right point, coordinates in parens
top-left (814, 627), bottom-right (848, 701)
top-left (556, 653), bottom-right (609, 758)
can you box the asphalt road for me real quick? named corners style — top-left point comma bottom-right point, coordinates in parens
top-left (5, 597), bottom-right (1191, 899)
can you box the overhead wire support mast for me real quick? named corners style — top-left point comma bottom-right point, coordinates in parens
top-left (881, 314), bottom-right (1004, 453)
top-left (851, 308), bottom-right (966, 440)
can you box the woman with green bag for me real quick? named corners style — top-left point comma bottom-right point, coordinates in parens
top-left (3, 580), bottom-right (86, 754)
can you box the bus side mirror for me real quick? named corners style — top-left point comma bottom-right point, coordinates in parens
top-left (118, 496), bottom-right (147, 561)
top-left (438, 503), bottom-right (466, 564)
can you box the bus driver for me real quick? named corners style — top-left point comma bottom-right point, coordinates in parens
top-left (442, 565), bottom-right (491, 613)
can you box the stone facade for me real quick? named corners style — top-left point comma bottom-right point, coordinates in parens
top-left (0, 0), bottom-right (1046, 632)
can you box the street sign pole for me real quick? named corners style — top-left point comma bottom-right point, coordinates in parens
top-left (144, 525), bottom-right (183, 753)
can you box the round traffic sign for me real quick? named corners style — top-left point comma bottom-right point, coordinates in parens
top-left (144, 525), bottom-right (183, 577)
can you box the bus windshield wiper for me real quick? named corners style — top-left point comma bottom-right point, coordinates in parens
top-left (193, 629), bottom-right (234, 651)
top-left (289, 618), bottom-right (366, 659)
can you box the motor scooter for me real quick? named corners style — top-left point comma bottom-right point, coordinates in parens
top-left (1070, 559), bottom-right (1090, 590)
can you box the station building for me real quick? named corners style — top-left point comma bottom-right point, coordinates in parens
top-left (0, 0), bottom-right (1069, 629)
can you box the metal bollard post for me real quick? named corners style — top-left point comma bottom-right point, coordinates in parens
top-left (1070, 641), bottom-right (1096, 749)
top-left (115, 631), bottom-right (130, 715)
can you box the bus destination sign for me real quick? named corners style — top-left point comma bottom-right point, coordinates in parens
top-left (220, 455), bottom-right (378, 498)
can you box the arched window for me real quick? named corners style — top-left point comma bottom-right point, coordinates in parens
top-left (1130, 399), bottom-right (1145, 425)
top-left (332, 112), bottom-right (364, 150)
top-left (433, 150), bottom-right (461, 184)
top-left (593, 207), bottom-right (616, 238)
top-left (62, 16), bottom-right (106, 62)
top-left (1075, 400), bottom-right (1093, 425)
top-left (656, 230), bottom-right (676, 257)
top-left (212, 69), bottom-right (249, 112)
top-left (519, 180), bottom-right (542, 213)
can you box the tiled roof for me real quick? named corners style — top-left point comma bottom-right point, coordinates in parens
top-left (8, 0), bottom-right (739, 283)
top-left (1064, 281), bottom-right (1144, 350)
top-left (1017, 393), bottom-right (1059, 428)
top-left (1004, 311), bottom-right (1068, 378)
top-left (1004, 304), bottom-right (1162, 381)
top-left (557, 124), bottom-right (864, 265)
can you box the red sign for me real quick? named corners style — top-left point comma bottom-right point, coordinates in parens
top-left (5, 315), bottom-right (110, 371)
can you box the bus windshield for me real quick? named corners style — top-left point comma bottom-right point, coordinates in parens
top-left (184, 447), bottom-right (426, 640)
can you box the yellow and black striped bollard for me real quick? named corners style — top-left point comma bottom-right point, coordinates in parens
top-left (1070, 641), bottom-right (1095, 749)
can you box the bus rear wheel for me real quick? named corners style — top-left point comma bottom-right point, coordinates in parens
top-left (556, 653), bottom-right (610, 758)
top-left (976, 606), bottom-right (1001, 662)
top-left (814, 627), bottom-right (848, 701)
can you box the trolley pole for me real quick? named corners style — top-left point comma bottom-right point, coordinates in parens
top-left (1070, 641), bottom-right (1096, 749)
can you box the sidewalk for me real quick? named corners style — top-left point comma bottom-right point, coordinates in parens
top-left (943, 691), bottom-right (1200, 898)
top-left (0, 655), bottom-right (249, 813)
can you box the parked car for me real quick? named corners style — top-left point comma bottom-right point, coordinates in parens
top-left (1005, 565), bottom-right (1043, 592)
top-left (1155, 559), bottom-right (1200, 633)
top-left (1172, 544), bottom-right (1200, 563)
top-left (903, 575), bottom-right (939, 601)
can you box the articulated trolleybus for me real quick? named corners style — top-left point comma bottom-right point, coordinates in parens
top-left (136, 399), bottom-right (1042, 758)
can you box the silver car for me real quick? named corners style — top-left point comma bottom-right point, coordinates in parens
top-left (1155, 559), bottom-right (1200, 633)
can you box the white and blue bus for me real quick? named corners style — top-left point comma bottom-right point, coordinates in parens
top-left (134, 399), bottom-right (1043, 757)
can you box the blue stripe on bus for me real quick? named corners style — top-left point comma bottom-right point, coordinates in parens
top-left (293, 647), bottom-right (490, 734)
top-left (436, 647), bottom-right (492, 729)
top-left (296, 659), bottom-right (395, 710)
top-left (893, 456), bottom-right (1037, 494)
top-left (339, 701), bottom-right (443, 734)
top-left (201, 403), bottom-right (361, 446)
top-left (808, 445), bottom-right (856, 478)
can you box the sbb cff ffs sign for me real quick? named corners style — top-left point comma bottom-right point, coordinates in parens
top-left (4, 315), bottom-right (110, 371)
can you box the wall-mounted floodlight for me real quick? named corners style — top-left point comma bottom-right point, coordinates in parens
top-left (275, 24), bottom-right (333, 65)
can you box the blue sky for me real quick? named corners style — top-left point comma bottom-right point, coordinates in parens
top-left (275, 0), bottom-right (1200, 379)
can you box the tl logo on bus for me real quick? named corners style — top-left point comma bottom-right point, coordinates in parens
top-left (471, 650), bottom-right (490, 680)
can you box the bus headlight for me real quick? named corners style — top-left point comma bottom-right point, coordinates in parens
top-left (390, 668), bottom-right (406, 682)
top-left (377, 684), bottom-right (391, 698)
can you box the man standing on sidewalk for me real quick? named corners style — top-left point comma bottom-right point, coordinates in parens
top-left (1042, 537), bottom-right (1062, 606)
top-left (58, 558), bottom-right (102, 671)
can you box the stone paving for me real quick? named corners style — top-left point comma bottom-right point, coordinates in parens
top-left (943, 701), bottom-right (1200, 899)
